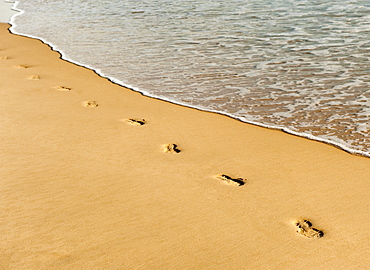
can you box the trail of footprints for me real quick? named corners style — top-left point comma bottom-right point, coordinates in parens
top-left (3, 52), bottom-right (325, 239)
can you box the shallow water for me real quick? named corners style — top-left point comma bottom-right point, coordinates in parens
top-left (9, 0), bottom-right (370, 156)
top-left (0, 1), bottom-right (18, 22)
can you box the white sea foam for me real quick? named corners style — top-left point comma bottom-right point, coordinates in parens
top-left (0, 1), bottom-right (18, 23)
top-left (7, 0), bottom-right (370, 158)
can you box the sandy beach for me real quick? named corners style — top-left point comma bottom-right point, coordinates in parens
top-left (1, 23), bottom-right (370, 269)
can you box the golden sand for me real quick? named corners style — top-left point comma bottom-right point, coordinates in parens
top-left (1, 23), bottom-right (370, 269)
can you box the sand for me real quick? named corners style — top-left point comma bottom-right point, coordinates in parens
top-left (1, 23), bottom-right (370, 269)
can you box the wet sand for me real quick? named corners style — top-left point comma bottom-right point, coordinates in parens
top-left (1, 23), bottom-right (370, 269)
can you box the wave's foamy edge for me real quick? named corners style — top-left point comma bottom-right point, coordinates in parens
top-left (8, 1), bottom-right (370, 159)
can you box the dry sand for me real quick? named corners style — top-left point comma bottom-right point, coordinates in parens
top-left (0, 23), bottom-right (370, 269)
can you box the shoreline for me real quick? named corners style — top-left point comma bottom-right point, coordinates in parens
top-left (1, 23), bottom-right (370, 269)
top-left (7, 1), bottom-right (370, 159)
top-left (8, 25), bottom-right (370, 160)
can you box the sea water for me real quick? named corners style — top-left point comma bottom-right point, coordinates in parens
top-left (8, 0), bottom-right (370, 156)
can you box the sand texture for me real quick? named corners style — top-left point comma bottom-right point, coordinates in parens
top-left (1, 23), bottom-right (370, 269)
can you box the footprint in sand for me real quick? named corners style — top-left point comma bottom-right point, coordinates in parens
top-left (28, 75), bottom-right (41, 80)
top-left (83, 101), bottom-right (98, 107)
top-left (14, 64), bottom-right (29, 69)
top-left (216, 174), bottom-right (246, 186)
top-left (294, 219), bottom-right (324, 239)
top-left (163, 143), bottom-right (181, 153)
top-left (55, 86), bottom-right (71, 91)
top-left (0, 55), bottom-right (8, 60)
top-left (125, 118), bottom-right (146, 126)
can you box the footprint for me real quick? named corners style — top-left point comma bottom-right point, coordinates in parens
top-left (55, 86), bottom-right (71, 91)
top-left (83, 101), bottom-right (98, 107)
top-left (216, 174), bottom-right (246, 186)
top-left (28, 75), bottom-right (41, 80)
top-left (294, 219), bottom-right (324, 239)
top-left (125, 118), bottom-right (146, 126)
top-left (163, 143), bottom-right (181, 153)
top-left (14, 64), bottom-right (29, 69)
top-left (0, 55), bottom-right (8, 60)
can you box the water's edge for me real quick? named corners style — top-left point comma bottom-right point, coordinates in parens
top-left (7, 1), bottom-right (370, 159)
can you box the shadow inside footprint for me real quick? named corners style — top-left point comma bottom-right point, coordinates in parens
top-left (163, 143), bottom-right (181, 153)
top-left (84, 101), bottom-right (98, 107)
top-left (216, 174), bottom-right (245, 186)
top-left (126, 119), bottom-right (146, 126)
top-left (294, 219), bottom-right (324, 239)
